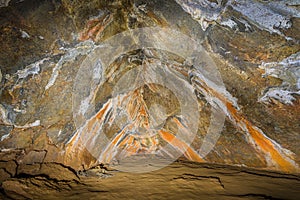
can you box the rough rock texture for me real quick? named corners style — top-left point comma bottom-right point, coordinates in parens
top-left (0, 0), bottom-right (300, 198)
top-left (0, 159), bottom-right (300, 200)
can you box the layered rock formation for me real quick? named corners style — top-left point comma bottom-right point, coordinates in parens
top-left (1, 159), bottom-right (300, 200)
top-left (0, 0), bottom-right (299, 199)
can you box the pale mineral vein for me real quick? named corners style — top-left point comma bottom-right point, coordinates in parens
top-left (17, 58), bottom-right (49, 79)
top-left (1, 133), bottom-right (10, 142)
top-left (45, 41), bottom-right (95, 91)
top-left (0, 104), bottom-right (12, 125)
top-left (259, 52), bottom-right (300, 104)
top-left (175, 0), bottom-right (300, 39)
top-left (230, 0), bottom-right (296, 37)
top-left (0, 0), bottom-right (10, 8)
top-left (20, 30), bottom-right (30, 38)
top-left (175, 0), bottom-right (223, 30)
top-left (14, 119), bottom-right (40, 129)
top-left (190, 69), bottom-right (298, 171)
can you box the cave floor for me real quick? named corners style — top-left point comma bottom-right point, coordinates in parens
top-left (1, 161), bottom-right (299, 200)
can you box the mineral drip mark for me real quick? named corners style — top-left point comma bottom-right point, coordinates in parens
top-left (226, 103), bottom-right (297, 172)
top-left (158, 129), bottom-right (203, 162)
top-left (68, 9), bottom-right (298, 170)
top-left (64, 98), bottom-right (113, 161)
top-left (79, 12), bottom-right (114, 41)
top-left (98, 89), bottom-right (159, 163)
top-left (66, 83), bottom-right (204, 165)
top-left (97, 88), bottom-right (203, 163)
top-left (66, 57), bottom-right (298, 171)
top-left (191, 72), bottom-right (298, 172)
top-left (65, 55), bottom-right (298, 172)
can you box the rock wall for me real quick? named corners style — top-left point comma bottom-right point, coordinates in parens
top-left (0, 0), bottom-right (299, 198)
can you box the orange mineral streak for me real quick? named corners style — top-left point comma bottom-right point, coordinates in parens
top-left (97, 87), bottom-right (204, 163)
top-left (95, 100), bottom-right (111, 119)
top-left (65, 101), bottom-right (111, 155)
top-left (79, 13), bottom-right (113, 41)
top-left (117, 134), bottom-right (138, 155)
top-left (145, 10), bottom-right (168, 27)
top-left (127, 90), bottom-right (150, 129)
top-left (124, 140), bottom-right (141, 156)
top-left (195, 77), bottom-right (296, 171)
top-left (100, 126), bottom-right (128, 163)
top-left (147, 83), bottom-right (160, 93)
top-left (226, 103), bottom-right (296, 172)
top-left (158, 130), bottom-right (203, 162)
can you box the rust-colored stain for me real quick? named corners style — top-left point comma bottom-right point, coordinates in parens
top-left (97, 88), bottom-right (203, 163)
top-left (146, 10), bottom-right (168, 27)
top-left (67, 85), bottom-right (204, 165)
top-left (226, 102), bottom-right (296, 172)
top-left (65, 52), bottom-right (297, 172)
top-left (193, 75), bottom-right (297, 172)
top-left (159, 130), bottom-right (204, 162)
top-left (66, 70), bottom-right (297, 172)
top-left (79, 12), bottom-right (113, 41)
top-left (96, 100), bottom-right (111, 119)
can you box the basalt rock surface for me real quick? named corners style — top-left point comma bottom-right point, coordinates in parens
top-left (0, 0), bottom-right (299, 199)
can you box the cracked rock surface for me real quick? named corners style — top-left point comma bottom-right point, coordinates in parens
top-left (0, 158), bottom-right (299, 200)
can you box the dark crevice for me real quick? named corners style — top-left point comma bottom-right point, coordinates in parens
top-left (86, 189), bottom-right (110, 193)
top-left (43, 162), bottom-right (80, 180)
top-left (15, 173), bottom-right (71, 183)
top-left (225, 193), bottom-right (284, 200)
top-left (173, 173), bottom-right (225, 188)
top-left (179, 161), bottom-right (300, 181)
top-left (0, 167), bottom-right (13, 177)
